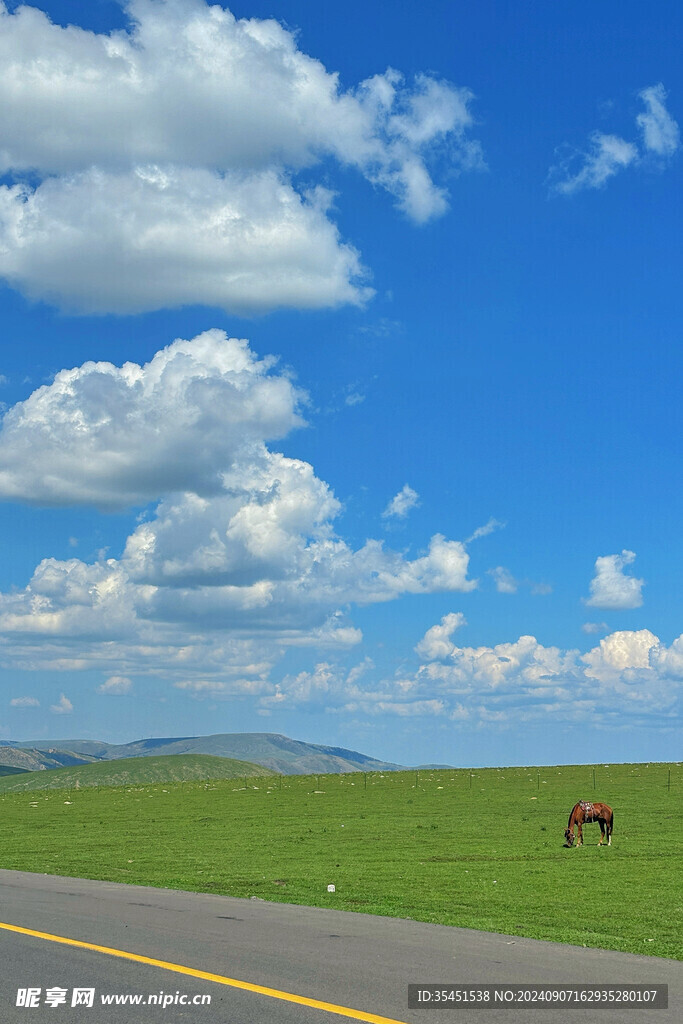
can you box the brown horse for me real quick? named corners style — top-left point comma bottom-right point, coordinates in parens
top-left (564, 801), bottom-right (613, 847)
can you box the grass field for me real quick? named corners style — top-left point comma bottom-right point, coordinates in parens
top-left (0, 761), bottom-right (680, 959)
top-left (0, 753), bottom-right (273, 791)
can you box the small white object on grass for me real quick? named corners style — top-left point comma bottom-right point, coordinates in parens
top-left (327, 884), bottom-right (336, 893)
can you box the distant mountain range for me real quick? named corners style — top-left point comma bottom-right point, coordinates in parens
top-left (0, 732), bottom-right (418, 776)
top-left (0, 745), bottom-right (99, 772)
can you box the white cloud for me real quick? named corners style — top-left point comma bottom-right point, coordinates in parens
top-left (582, 621), bottom-right (607, 635)
top-left (263, 624), bottom-right (680, 723)
top-left (97, 676), bottom-right (133, 695)
top-left (637, 83), bottom-right (680, 157)
top-left (552, 133), bottom-right (637, 195)
top-left (9, 695), bottom-right (39, 707)
top-left (382, 484), bottom-right (420, 520)
top-left (0, 504), bottom-right (475, 683)
top-left (466, 517), bottom-right (505, 543)
top-left (0, 0), bottom-right (482, 313)
top-left (550, 83), bottom-right (679, 194)
top-left (50, 693), bottom-right (73, 714)
top-left (394, 625), bottom-right (682, 724)
top-left (582, 629), bottom-right (658, 681)
top-left (415, 612), bottom-right (466, 660)
top-left (652, 635), bottom-right (683, 679)
top-left (174, 676), bottom-right (270, 697)
top-left (0, 332), bottom-right (477, 686)
top-left (0, 170), bottom-right (370, 315)
top-left (370, 699), bottom-right (445, 717)
top-left (585, 550), bottom-right (644, 609)
top-left (260, 623), bottom-right (683, 723)
top-left (0, 330), bottom-right (304, 509)
top-left (488, 566), bottom-right (517, 594)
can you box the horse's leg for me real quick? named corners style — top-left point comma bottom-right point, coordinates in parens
top-left (577, 822), bottom-right (583, 846)
top-left (598, 820), bottom-right (604, 846)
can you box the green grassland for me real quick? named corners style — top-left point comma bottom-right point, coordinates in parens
top-left (0, 753), bottom-right (273, 791)
top-left (0, 761), bottom-right (680, 959)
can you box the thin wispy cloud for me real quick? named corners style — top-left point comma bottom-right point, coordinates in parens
top-left (488, 566), bottom-right (518, 594)
top-left (466, 518), bottom-right (505, 543)
top-left (552, 133), bottom-right (638, 195)
top-left (637, 83), bottom-right (680, 157)
top-left (382, 484), bottom-right (420, 520)
top-left (550, 83), bottom-right (679, 194)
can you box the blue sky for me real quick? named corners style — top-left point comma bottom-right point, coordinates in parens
top-left (0, 0), bottom-right (680, 767)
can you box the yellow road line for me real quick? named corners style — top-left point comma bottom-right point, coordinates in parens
top-left (0, 920), bottom-right (409, 1024)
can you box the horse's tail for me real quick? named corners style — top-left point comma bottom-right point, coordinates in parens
top-left (611, 808), bottom-right (614, 833)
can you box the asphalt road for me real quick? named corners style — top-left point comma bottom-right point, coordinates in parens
top-left (0, 869), bottom-right (679, 1023)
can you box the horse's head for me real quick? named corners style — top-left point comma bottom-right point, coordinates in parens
top-left (564, 827), bottom-right (575, 847)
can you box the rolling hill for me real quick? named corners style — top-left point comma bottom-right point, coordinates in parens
top-left (0, 753), bottom-right (274, 792)
top-left (0, 764), bottom-right (29, 778)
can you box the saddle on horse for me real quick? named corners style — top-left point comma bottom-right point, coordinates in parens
top-left (579, 800), bottom-right (596, 820)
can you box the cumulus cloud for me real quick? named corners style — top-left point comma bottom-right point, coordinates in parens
top-left (261, 657), bottom-right (389, 712)
top-left (0, 511), bottom-right (476, 660)
top-left (97, 676), bottom-right (133, 695)
top-left (382, 484), bottom-right (420, 520)
top-left (9, 695), bottom-right (39, 707)
top-left (50, 693), bottom-right (73, 714)
top-left (263, 623), bottom-right (682, 723)
top-left (0, 170), bottom-right (370, 315)
top-left (392, 624), bottom-right (682, 724)
top-left (0, 330), bottom-right (304, 509)
top-left (550, 83), bottom-right (679, 194)
top-left (0, 0), bottom-right (482, 313)
top-left (585, 550), bottom-right (644, 610)
top-left (581, 628), bottom-right (658, 680)
top-left (0, 332), bottom-right (477, 687)
top-left (415, 612), bottom-right (466, 660)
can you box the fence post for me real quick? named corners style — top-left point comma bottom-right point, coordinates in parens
top-left (593, 767), bottom-right (596, 791)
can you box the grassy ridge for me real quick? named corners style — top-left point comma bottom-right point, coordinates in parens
top-left (0, 753), bottom-right (273, 791)
top-left (0, 765), bottom-right (28, 778)
top-left (0, 761), bottom-right (680, 959)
